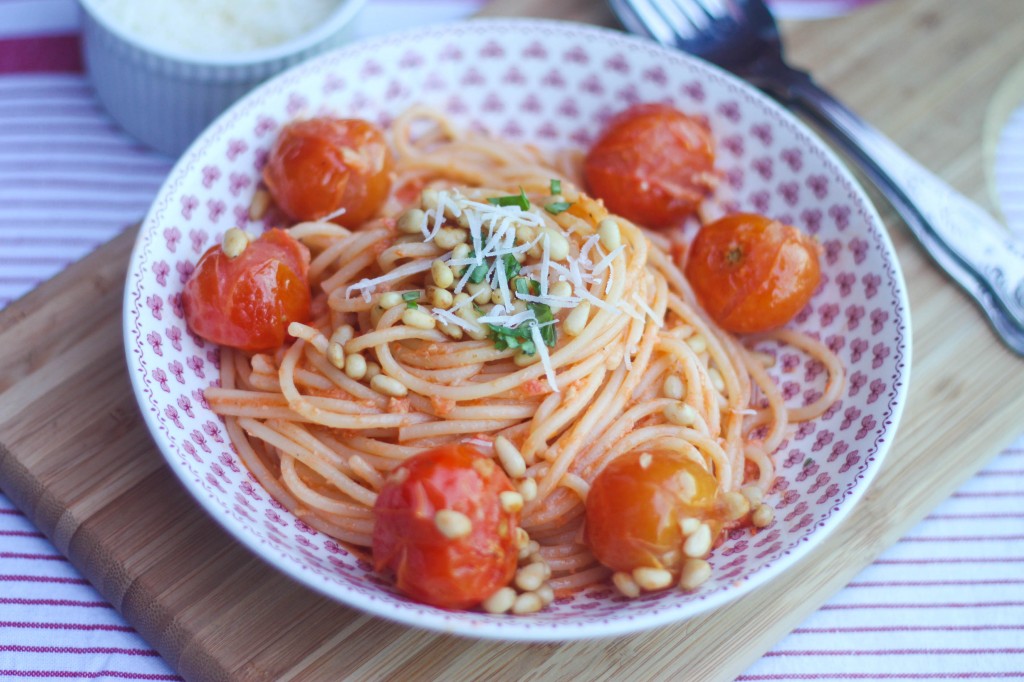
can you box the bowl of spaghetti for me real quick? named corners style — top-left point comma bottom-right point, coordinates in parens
top-left (124, 19), bottom-right (910, 639)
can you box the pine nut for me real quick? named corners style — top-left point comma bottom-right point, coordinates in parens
top-left (248, 188), bottom-right (270, 221)
top-left (434, 509), bottom-right (471, 539)
top-left (515, 225), bottom-right (536, 245)
top-left (679, 558), bottom-right (711, 591)
top-left (515, 562), bottom-right (547, 592)
top-left (466, 281), bottom-right (491, 304)
top-left (379, 291), bottom-right (403, 310)
top-left (549, 280), bottom-right (573, 298)
top-left (683, 522), bottom-right (712, 558)
top-left (687, 334), bottom-right (707, 354)
top-left (500, 490), bottom-right (524, 514)
top-left (517, 477), bottom-right (537, 502)
top-left (490, 289), bottom-right (504, 305)
top-left (364, 361), bottom-right (381, 381)
top-left (431, 259), bottom-right (454, 288)
top-left (371, 374), bottom-right (407, 398)
top-left (664, 402), bottom-right (698, 426)
top-left (327, 341), bottom-right (345, 370)
top-left (452, 243), bottom-right (472, 260)
top-left (330, 324), bottom-right (354, 346)
top-left (741, 485), bottom-right (764, 506)
top-left (563, 301), bottom-right (590, 337)
top-left (397, 208), bottom-right (426, 234)
top-left (428, 286), bottom-right (453, 309)
top-left (752, 503), bottom-right (774, 528)
top-left (512, 592), bottom-right (543, 615)
top-left (420, 188), bottom-right (439, 211)
top-left (434, 227), bottom-right (468, 250)
top-left (662, 375), bottom-right (685, 400)
top-left (709, 367), bottom-right (726, 393)
top-left (612, 571), bottom-right (641, 598)
top-left (536, 583), bottom-right (555, 606)
top-left (344, 353), bottom-right (367, 380)
top-left (542, 228), bottom-right (570, 261)
top-left (402, 307), bottom-right (436, 330)
top-left (515, 527), bottom-right (530, 549)
top-left (633, 567), bottom-right (673, 591)
top-left (439, 321), bottom-right (463, 339)
top-left (482, 587), bottom-right (516, 614)
top-left (680, 517), bottom-right (700, 536)
top-left (495, 436), bottom-right (527, 478)
top-left (676, 470), bottom-right (697, 500)
top-left (722, 491), bottom-right (751, 521)
top-left (597, 218), bottom-right (621, 251)
top-left (638, 452), bottom-right (653, 470)
top-left (222, 227), bottom-right (249, 259)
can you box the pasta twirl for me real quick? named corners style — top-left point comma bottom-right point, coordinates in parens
top-left (204, 106), bottom-right (843, 604)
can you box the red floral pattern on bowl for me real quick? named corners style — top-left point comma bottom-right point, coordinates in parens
top-left (124, 20), bottom-right (910, 640)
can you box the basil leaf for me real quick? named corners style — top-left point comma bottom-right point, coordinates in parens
top-left (486, 187), bottom-right (530, 211)
top-left (550, 179), bottom-right (562, 195)
top-left (469, 263), bottom-right (489, 284)
top-left (502, 253), bottom-right (521, 279)
top-left (544, 201), bottom-right (571, 215)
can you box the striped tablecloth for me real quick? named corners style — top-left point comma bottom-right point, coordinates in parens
top-left (2, 1), bottom-right (1022, 679)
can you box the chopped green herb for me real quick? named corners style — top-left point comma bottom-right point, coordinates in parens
top-left (486, 187), bottom-right (530, 211)
top-left (469, 263), bottom-right (489, 284)
top-left (529, 302), bottom-right (553, 324)
top-left (520, 339), bottom-right (537, 355)
top-left (550, 179), bottom-right (562, 195)
top-left (488, 322), bottom-right (534, 353)
top-left (542, 326), bottom-right (556, 348)
top-left (402, 291), bottom-right (420, 309)
top-left (514, 277), bottom-right (530, 296)
top-left (529, 279), bottom-right (541, 295)
top-left (544, 201), bottom-right (571, 215)
top-left (502, 253), bottom-right (521, 279)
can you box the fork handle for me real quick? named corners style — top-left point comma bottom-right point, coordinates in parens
top-left (757, 67), bottom-right (1024, 351)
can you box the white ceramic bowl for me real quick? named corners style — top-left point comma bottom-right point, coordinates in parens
top-left (79, 0), bottom-right (366, 156)
top-left (124, 19), bottom-right (911, 640)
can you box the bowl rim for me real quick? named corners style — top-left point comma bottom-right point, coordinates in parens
top-left (123, 17), bottom-right (911, 641)
top-left (78, 0), bottom-right (368, 66)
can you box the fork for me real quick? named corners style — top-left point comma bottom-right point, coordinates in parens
top-left (609, 0), bottom-right (1024, 355)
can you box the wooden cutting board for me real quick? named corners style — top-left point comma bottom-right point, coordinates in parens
top-left (2, 1), bottom-right (1023, 680)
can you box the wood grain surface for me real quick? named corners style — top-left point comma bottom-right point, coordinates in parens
top-left (2, 1), bottom-right (1023, 680)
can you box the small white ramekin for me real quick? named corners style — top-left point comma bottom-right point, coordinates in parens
top-left (79, 0), bottom-right (367, 157)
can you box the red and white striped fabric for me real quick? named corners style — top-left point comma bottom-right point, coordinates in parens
top-left (1, 1), bottom-right (1021, 679)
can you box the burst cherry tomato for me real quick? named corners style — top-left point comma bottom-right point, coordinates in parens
top-left (584, 103), bottom-right (716, 229)
top-left (685, 213), bottom-right (821, 334)
top-left (373, 444), bottom-right (519, 610)
top-left (263, 117), bottom-right (393, 227)
top-left (586, 450), bottom-right (721, 575)
top-left (182, 229), bottom-right (311, 352)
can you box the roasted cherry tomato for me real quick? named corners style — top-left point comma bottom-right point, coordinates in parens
top-left (586, 450), bottom-right (721, 575)
top-left (685, 213), bottom-right (821, 334)
top-left (263, 117), bottom-right (393, 227)
top-left (182, 228), bottom-right (311, 352)
top-left (373, 444), bottom-right (519, 610)
top-left (584, 103), bottom-right (716, 229)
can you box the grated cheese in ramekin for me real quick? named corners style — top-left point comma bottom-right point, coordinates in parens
top-left (89, 0), bottom-right (343, 55)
